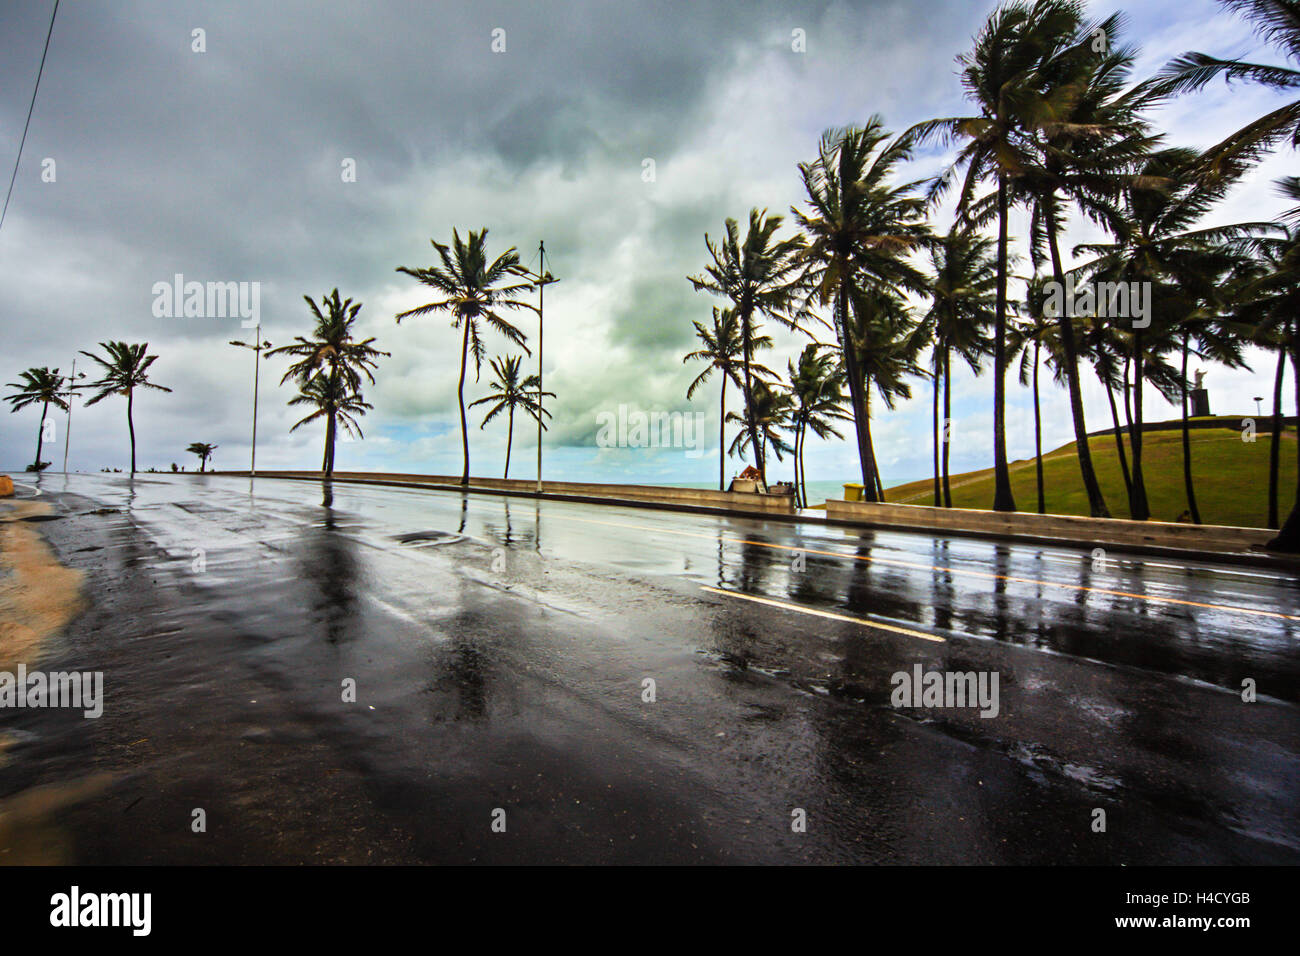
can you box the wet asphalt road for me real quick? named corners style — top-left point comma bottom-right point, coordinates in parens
top-left (2, 472), bottom-right (1299, 864)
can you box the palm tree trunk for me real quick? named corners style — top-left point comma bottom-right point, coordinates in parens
top-left (1129, 334), bottom-right (1150, 521)
top-left (1032, 338), bottom-right (1044, 514)
top-left (799, 423), bottom-right (809, 508)
top-left (1180, 331), bottom-right (1201, 524)
top-left (1104, 373), bottom-right (1132, 497)
top-left (1044, 204), bottom-right (1107, 518)
top-left (719, 377), bottom-right (726, 491)
top-left (1267, 334), bottom-right (1300, 552)
top-left (740, 309), bottom-right (764, 480)
top-left (991, 175), bottom-right (1016, 512)
top-left (127, 388), bottom-right (136, 475)
top-left (458, 318), bottom-right (471, 486)
top-left (504, 405), bottom-right (514, 479)
top-left (839, 285), bottom-right (878, 500)
top-left (793, 421), bottom-right (803, 508)
top-left (865, 383), bottom-right (884, 500)
top-left (1122, 355), bottom-right (1134, 433)
top-left (942, 348), bottom-right (953, 508)
top-left (1269, 332), bottom-right (1287, 528)
top-left (35, 400), bottom-right (48, 471)
top-left (323, 412), bottom-right (335, 475)
top-left (932, 363), bottom-right (941, 507)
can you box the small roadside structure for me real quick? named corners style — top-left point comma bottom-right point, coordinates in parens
top-left (729, 465), bottom-right (766, 494)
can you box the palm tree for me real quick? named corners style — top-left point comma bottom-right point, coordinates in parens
top-left (1234, 210), bottom-right (1300, 547)
top-left (907, 1), bottom-right (1084, 511)
top-left (289, 373), bottom-right (373, 466)
top-left (688, 210), bottom-right (806, 483)
top-left (267, 289), bottom-right (388, 477)
top-left (1011, 8), bottom-right (1159, 518)
top-left (1236, 216), bottom-right (1299, 527)
top-left (79, 342), bottom-right (172, 474)
top-left (726, 379), bottom-right (795, 474)
top-left (1263, 321), bottom-right (1292, 528)
top-left (186, 442), bottom-right (217, 473)
top-left (787, 344), bottom-right (851, 508)
top-left (1076, 147), bottom-right (1268, 518)
top-left (4, 367), bottom-right (68, 471)
top-left (1153, 0), bottom-right (1300, 180)
top-left (919, 228), bottom-right (996, 507)
top-left (793, 121), bottom-right (931, 501)
top-left (845, 284), bottom-right (930, 500)
top-left (683, 307), bottom-right (774, 489)
top-left (396, 229), bottom-right (536, 486)
top-left (468, 355), bottom-right (553, 479)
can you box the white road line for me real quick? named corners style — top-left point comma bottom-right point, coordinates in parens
top-left (700, 585), bottom-right (946, 643)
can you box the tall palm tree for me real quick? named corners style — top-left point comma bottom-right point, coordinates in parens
top-left (688, 210), bottom-right (806, 482)
top-left (787, 344), bottom-right (851, 508)
top-left (186, 442), bottom-right (217, 473)
top-left (1011, 8), bottom-right (1159, 518)
top-left (793, 121), bottom-right (931, 501)
top-left (845, 284), bottom-right (930, 500)
top-left (1234, 210), bottom-right (1300, 547)
top-left (1154, 0), bottom-right (1300, 180)
top-left (907, 1), bottom-right (1084, 511)
top-left (468, 355), bottom-right (553, 479)
top-left (682, 307), bottom-right (773, 489)
top-left (268, 289), bottom-right (388, 478)
top-left (289, 372), bottom-right (372, 466)
top-left (1236, 214), bottom-right (1299, 527)
top-left (79, 342), bottom-right (172, 474)
top-left (396, 229), bottom-right (535, 486)
top-left (1076, 147), bottom-right (1268, 518)
top-left (4, 367), bottom-right (68, 471)
top-left (1263, 321), bottom-right (1292, 528)
top-left (919, 228), bottom-right (997, 507)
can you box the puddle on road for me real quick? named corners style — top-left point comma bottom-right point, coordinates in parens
top-left (395, 530), bottom-right (465, 546)
top-left (0, 501), bottom-right (85, 671)
top-left (0, 773), bottom-right (116, 865)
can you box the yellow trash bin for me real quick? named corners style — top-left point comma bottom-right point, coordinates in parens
top-left (842, 482), bottom-right (864, 502)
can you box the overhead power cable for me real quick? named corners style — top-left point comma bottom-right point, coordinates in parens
top-left (0, 0), bottom-right (60, 236)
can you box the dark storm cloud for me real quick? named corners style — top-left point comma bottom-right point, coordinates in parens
top-left (10, 0), bottom-right (1185, 480)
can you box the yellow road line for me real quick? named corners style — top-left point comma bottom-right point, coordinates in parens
top-left (545, 512), bottom-right (1299, 623)
top-left (700, 586), bottom-right (945, 643)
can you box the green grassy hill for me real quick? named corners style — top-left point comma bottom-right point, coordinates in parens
top-left (883, 425), bottom-right (1297, 529)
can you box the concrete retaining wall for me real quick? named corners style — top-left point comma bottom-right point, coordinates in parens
top-left (826, 499), bottom-right (1274, 554)
top-left (228, 471), bottom-right (798, 515)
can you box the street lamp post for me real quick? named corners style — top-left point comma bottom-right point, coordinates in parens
top-left (229, 332), bottom-right (272, 475)
top-left (516, 241), bottom-right (558, 494)
top-left (62, 361), bottom-right (87, 474)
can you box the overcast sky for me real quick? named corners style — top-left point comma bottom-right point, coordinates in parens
top-left (1, 0), bottom-right (1293, 488)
